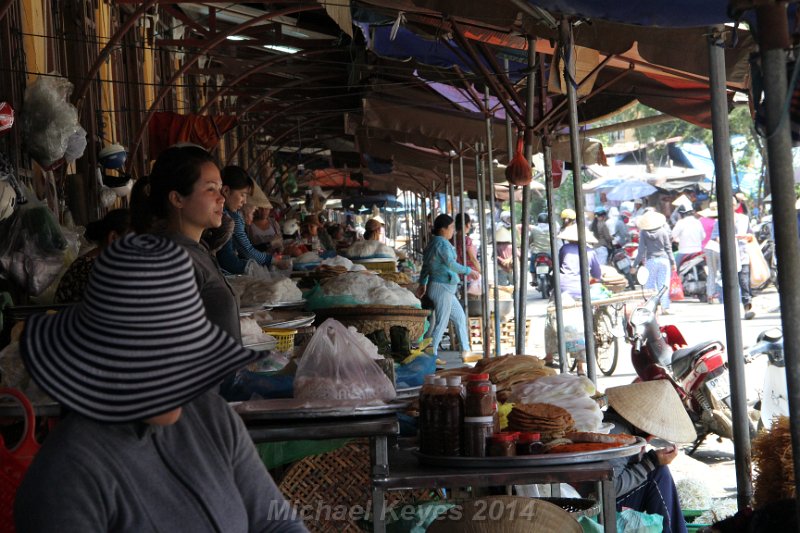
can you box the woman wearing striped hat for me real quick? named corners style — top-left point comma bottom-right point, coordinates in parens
top-left (14, 234), bottom-right (307, 532)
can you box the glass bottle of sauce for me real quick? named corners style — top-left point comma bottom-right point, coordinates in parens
top-left (489, 432), bottom-right (518, 457)
top-left (516, 432), bottom-right (545, 455)
top-left (441, 376), bottom-right (463, 456)
top-left (463, 416), bottom-right (494, 457)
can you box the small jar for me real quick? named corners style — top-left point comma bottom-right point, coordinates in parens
top-left (463, 416), bottom-right (494, 457)
top-left (516, 432), bottom-right (545, 455)
top-left (465, 384), bottom-right (493, 417)
top-left (489, 432), bottom-right (518, 457)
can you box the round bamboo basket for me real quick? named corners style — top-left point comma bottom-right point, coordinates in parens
top-left (313, 305), bottom-right (430, 339)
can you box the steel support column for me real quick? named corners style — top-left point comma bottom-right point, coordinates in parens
top-left (459, 143), bottom-right (469, 318)
top-left (505, 58), bottom-right (521, 343)
top-left (755, 6), bottom-right (800, 520)
top-left (486, 87), bottom-right (502, 356)
top-left (560, 19), bottom-right (596, 382)
top-left (476, 145), bottom-right (491, 356)
top-left (709, 27), bottom-right (752, 510)
top-left (517, 37), bottom-right (536, 353)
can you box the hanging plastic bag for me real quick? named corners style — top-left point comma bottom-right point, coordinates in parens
top-left (0, 197), bottom-right (70, 296)
top-left (20, 75), bottom-right (82, 169)
top-left (747, 238), bottom-right (770, 286)
top-left (294, 318), bottom-right (396, 401)
top-left (669, 269), bottom-right (685, 301)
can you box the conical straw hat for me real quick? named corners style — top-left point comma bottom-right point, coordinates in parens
top-left (428, 496), bottom-right (581, 533)
top-left (557, 223), bottom-right (598, 244)
top-left (606, 380), bottom-right (697, 443)
top-left (637, 211), bottom-right (667, 231)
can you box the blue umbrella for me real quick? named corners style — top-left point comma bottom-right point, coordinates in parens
top-left (606, 180), bottom-right (657, 201)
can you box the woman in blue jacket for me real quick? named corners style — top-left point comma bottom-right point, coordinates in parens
top-left (416, 214), bottom-right (475, 357)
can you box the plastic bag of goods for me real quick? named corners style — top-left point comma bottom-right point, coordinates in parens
top-left (20, 75), bottom-right (83, 169)
top-left (294, 318), bottom-right (396, 401)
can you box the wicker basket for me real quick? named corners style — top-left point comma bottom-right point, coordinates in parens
top-left (351, 259), bottom-right (397, 273)
top-left (313, 305), bottom-right (430, 340)
top-left (278, 440), bottom-right (439, 532)
top-left (535, 497), bottom-right (599, 518)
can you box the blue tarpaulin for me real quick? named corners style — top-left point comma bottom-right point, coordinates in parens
top-left (524, 0), bottom-right (732, 27)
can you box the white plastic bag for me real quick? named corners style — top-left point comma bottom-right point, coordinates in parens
top-left (294, 318), bottom-right (396, 401)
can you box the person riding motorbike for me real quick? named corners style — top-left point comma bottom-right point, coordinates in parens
top-left (560, 208), bottom-right (576, 229)
top-left (529, 212), bottom-right (552, 254)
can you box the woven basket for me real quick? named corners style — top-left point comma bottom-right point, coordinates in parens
top-left (313, 305), bottom-right (430, 340)
top-left (351, 259), bottom-right (397, 273)
top-left (278, 440), bottom-right (439, 532)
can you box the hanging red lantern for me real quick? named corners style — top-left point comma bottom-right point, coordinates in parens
top-left (505, 132), bottom-right (532, 187)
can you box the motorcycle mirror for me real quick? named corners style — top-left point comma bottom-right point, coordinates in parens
top-left (758, 328), bottom-right (783, 343)
top-left (636, 266), bottom-right (650, 286)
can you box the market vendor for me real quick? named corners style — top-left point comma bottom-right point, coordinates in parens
top-left (363, 217), bottom-right (384, 241)
top-left (605, 381), bottom-right (695, 533)
top-left (55, 208), bottom-right (130, 303)
top-left (216, 165), bottom-right (272, 274)
top-left (130, 145), bottom-right (241, 343)
top-left (14, 234), bottom-right (306, 532)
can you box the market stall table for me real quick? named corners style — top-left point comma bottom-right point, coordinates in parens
top-left (372, 445), bottom-right (634, 533)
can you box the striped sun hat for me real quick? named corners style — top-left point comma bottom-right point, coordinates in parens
top-left (20, 234), bottom-right (258, 423)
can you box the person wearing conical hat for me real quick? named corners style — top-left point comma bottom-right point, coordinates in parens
top-left (556, 224), bottom-right (602, 375)
top-left (635, 210), bottom-right (675, 313)
top-left (605, 381), bottom-right (695, 533)
top-left (495, 225), bottom-right (514, 285)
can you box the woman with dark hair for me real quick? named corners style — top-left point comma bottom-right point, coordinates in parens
top-left (129, 144), bottom-right (240, 342)
top-left (55, 209), bottom-right (131, 303)
top-left (216, 166), bottom-right (272, 274)
top-left (416, 214), bottom-right (476, 358)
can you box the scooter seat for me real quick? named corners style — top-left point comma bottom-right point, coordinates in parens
top-left (671, 341), bottom-right (718, 364)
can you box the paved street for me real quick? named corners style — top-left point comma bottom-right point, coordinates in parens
top-left (520, 285), bottom-right (784, 501)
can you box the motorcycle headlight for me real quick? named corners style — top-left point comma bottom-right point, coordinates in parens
top-left (629, 307), bottom-right (653, 326)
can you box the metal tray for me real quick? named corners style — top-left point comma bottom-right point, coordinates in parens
top-left (243, 338), bottom-right (278, 352)
top-left (414, 437), bottom-right (645, 467)
top-left (260, 312), bottom-right (315, 329)
top-left (351, 256), bottom-right (396, 263)
top-left (262, 300), bottom-right (306, 309)
top-left (395, 385), bottom-right (422, 400)
top-left (234, 398), bottom-right (409, 420)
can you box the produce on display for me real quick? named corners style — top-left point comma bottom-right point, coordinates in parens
top-left (345, 240), bottom-right (396, 259)
top-left (676, 478), bottom-right (713, 512)
top-left (239, 317), bottom-right (276, 346)
top-left (316, 272), bottom-right (419, 307)
top-left (228, 275), bottom-right (303, 306)
top-left (295, 251), bottom-right (321, 264)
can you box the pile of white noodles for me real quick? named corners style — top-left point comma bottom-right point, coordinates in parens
top-left (320, 272), bottom-right (419, 307)
top-left (295, 251), bottom-right (321, 264)
top-left (345, 240), bottom-right (396, 259)
top-left (229, 276), bottom-right (303, 306)
top-left (508, 374), bottom-right (603, 432)
top-left (239, 317), bottom-right (276, 346)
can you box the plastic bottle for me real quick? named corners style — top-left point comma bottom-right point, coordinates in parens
top-left (463, 416), bottom-right (494, 457)
top-left (465, 373), bottom-right (493, 417)
top-left (418, 375), bottom-right (437, 454)
top-left (442, 376), bottom-right (464, 456)
top-left (425, 378), bottom-right (448, 455)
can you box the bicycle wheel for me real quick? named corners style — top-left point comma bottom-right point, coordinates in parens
top-left (593, 306), bottom-right (619, 376)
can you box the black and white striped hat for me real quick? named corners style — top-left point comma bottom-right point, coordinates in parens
top-left (21, 234), bottom-right (258, 423)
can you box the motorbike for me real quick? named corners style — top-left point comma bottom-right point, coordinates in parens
top-left (609, 245), bottom-right (636, 290)
top-left (676, 252), bottom-right (708, 301)
top-left (530, 252), bottom-right (554, 299)
top-left (746, 328), bottom-right (787, 431)
top-left (626, 284), bottom-right (754, 453)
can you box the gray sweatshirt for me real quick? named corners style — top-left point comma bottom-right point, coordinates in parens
top-left (14, 392), bottom-right (308, 533)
